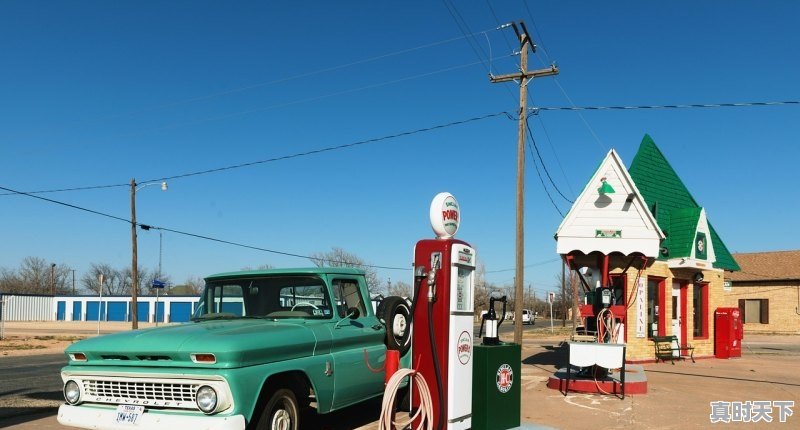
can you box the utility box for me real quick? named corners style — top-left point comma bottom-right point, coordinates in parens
top-left (472, 343), bottom-right (521, 430)
top-left (715, 307), bottom-right (743, 359)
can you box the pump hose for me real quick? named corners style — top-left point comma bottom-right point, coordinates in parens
top-left (596, 308), bottom-right (617, 344)
top-left (408, 276), bottom-right (424, 327)
top-left (428, 301), bottom-right (445, 430)
top-left (379, 368), bottom-right (434, 430)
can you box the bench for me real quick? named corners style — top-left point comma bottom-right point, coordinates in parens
top-left (652, 336), bottom-right (695, 364)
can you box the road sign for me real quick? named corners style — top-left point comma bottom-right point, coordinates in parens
top-left (152, 279), bottom-right (165, 289)
top-left (548, 292), bottom-right (555, 304)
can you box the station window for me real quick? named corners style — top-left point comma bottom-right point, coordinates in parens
top-left (693, 283), bottom-right (708, 338)
top-left (739, 299), bottom-right (769, 324)
top-left (647, 278), bottom-right (664, 338)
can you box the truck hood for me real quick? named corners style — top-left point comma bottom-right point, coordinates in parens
top-left (64, 319), bottom-right (324, 369)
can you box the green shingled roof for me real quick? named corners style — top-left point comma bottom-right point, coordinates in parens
top-left (629, 135), bottom-right (740, 271)
top-left (668, 208), bottom-right (702, 258)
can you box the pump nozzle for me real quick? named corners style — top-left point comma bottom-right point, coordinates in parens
top-left (427, 268), bottom-right (437, 302)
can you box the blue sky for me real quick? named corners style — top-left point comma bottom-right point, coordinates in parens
top-left (2, 1), bottom-right (798, 295)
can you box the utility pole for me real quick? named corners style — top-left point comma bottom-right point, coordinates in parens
top-left (50, 263), bottom-right (56, 295)
top-left (72, 270), bottom-right (76, 295)
top-left (130, 178), bottom-right (139, 330)
top-left (490, 21), bottom-right (559, 345)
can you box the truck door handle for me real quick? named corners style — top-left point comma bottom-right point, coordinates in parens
top-left (372, 324), bottom-right (384, 331)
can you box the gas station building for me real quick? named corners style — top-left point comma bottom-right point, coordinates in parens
top-left (555, 135), bottom-right (740, 362)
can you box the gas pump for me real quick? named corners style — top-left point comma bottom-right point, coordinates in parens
top-left (411, 192), bottom-right (475, 430)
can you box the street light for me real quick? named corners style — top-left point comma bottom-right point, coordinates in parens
top-left (130, 179), bottom-right (167, 330)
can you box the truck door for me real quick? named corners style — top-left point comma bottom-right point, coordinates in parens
top-left (328, 276), bottom-right (386, 409)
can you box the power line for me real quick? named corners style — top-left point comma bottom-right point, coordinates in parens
top-left (11, 30), bottom-right (498, 136)
top-left (442, 0), bottom-right (492, 74)
top-left (549, 78), bottom-right (608, 151)
top-left (0, 183), bottom-right (129, 196)
top-left (9, 55), bottom-right (513, 163)
top-left (142, 111), bottom-right (512, 183)
top-left (109, 56), bottom-right (514, 140)
top-left (520, 0), bottom-right (552, 63)
top-left (485, 257), bottom-right (561, 273)
top-left (525, 117), bottom-right (573, 204)
top-left (534, 115), bottom-right (575, 197)
top-left (1, 111), bottom-right (512, 196)
top-left (531, 100), bottom-right (800, 112)
top-left (0, 185), bottom-right (131, 224)
top-left (0, 185), bottom-right (410, 271)
top-left (526, 141), bottom-right (564, 218)
top-left (484, 0), bottom-right (515, 55)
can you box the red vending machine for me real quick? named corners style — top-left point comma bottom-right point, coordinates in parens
top-left (715, 307), bottom-right (743, 359)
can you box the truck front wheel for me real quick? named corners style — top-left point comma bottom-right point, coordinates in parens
top-left (256, 388), bottom-right (299, 430)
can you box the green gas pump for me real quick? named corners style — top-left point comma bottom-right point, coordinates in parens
top-left (472, 296), bottom-right (521, 430)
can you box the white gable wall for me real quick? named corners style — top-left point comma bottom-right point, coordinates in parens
top-left (556, 150), bottom-right (664, 257)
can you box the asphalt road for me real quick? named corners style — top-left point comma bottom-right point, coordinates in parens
top-left (0, 353), bottom-right (66, 426)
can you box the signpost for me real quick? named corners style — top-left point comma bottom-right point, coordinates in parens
top-left (548, 292), bottom-right (555, 333)
top-left (0, 294), bottom-right (9, 340)
top-left (152, 279), bottom-right (165, 326)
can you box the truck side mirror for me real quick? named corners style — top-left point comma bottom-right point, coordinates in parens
top-left (347, 307), bottom-right (361, 319)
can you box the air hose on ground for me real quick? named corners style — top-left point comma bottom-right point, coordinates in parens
top-left (379, 368), bottom-right (434, 430)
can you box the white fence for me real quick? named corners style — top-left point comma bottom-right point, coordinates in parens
top-left (0, 294), bottom-right (200, 323)
top-left (0, 294), bottom-right (53, 321)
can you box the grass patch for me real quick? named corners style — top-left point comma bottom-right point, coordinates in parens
top-left (0, 343), bottom-right (47, 351)
top-left (33, 335), bottom-right (84, 342)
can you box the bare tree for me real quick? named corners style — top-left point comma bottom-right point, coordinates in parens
top-left (0, 259), bottom-right (74, 294)
top-left (387, 280), bottom-right (412, 298)
top-left (473, 263), bottom-right (490, 312)
top-left (80, 263), bottom-right (150, 296)
top-left (171, 275), bottom-right (205, 295)
top-left (18, 256), bottom-right (51, 293)
top-left (309, 247), bottom-right (383, 294)
top-left (0, 267), bottom-right (22, 293)
top-left (82, 263), bottom-right (122, 295)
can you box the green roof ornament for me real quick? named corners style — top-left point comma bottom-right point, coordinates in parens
top-left (598, 177), bottom-right (615, 195)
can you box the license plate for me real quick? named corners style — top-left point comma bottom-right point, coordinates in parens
top-left (115, 405), bottom-right (144, 425)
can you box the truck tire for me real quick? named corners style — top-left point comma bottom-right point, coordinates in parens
top-left (377, 296), bottom-right (411, 357)
top-left (255, 388), bottom-right (299, 430)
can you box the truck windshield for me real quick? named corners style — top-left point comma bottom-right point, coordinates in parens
top-left (192, 275), bottom-right (334, 321)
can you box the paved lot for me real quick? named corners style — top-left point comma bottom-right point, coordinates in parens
top-left (2, 322), bottom-right (798, 429)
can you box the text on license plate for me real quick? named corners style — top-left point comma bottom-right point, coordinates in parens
top-left (115, 405), bottom-right (144, 425)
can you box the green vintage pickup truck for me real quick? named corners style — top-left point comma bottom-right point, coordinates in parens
top-left (58, 267), bottom-right (411, 430)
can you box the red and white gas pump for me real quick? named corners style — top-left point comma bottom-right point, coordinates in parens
top-left (412, 192), bottom-right (476, 430)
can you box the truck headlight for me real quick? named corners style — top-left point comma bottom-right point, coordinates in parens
top-left (196, 385), bottom-right (218, 413)
top-left (64, 380), bottom-right (81, 405)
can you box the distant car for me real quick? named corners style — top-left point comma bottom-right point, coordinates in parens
top-left (522, 309), bottom-right (535, 325)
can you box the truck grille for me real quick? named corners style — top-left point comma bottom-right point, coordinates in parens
top-left (85, 379), bottom-right (199, 402)
top-left (78, 378), bottom-right (204, 410)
